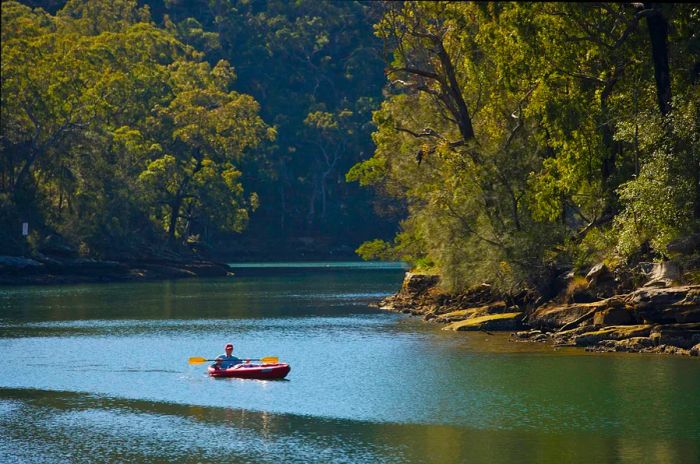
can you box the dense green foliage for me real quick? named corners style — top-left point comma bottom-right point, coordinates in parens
top-left (2, 0), bottom-right (397, 258)
top-left (147, 0), bottom-right (397, 249)
top-left (349, 2), bottom-right (699, 291)
top-left (3, 1), bottom-right (698, 289)
top-left (1, 0), bottom-right (274, 257)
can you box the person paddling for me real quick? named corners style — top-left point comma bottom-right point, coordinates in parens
top-left (214, 343), bottom-right (242, 370)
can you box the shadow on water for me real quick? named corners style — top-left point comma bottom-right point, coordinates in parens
top-left (2, 387), bottom-right (698, 464)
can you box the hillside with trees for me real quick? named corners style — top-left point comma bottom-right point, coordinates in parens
top-left (2, 0), bottom-right (398, 263)
top-left (1, 0), bottom-right (272, 261)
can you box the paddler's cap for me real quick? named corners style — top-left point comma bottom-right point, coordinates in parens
top-left (225, 343), bottom-right (233, 349)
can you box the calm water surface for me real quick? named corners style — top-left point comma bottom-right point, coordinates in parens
top-left (1, 262), bottom-right (699, 463)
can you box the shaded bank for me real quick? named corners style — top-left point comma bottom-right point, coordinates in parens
top-left (0, 254), bottom-right (232, 286)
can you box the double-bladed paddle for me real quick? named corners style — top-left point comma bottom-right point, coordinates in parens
top-left (188, 356), bottom-right (279, 365)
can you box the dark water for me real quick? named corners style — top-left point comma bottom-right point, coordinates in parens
top-left (1, 262), bottom-right (699, 463)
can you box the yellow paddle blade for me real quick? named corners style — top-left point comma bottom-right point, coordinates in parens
top-left (188, 357), bottom-right (209, 364)
top-left (260, 356), bottom-right (278, 364)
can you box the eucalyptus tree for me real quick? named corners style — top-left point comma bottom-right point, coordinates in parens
top-left (1, 0), bottom-right (270, 255)
top-left (138, 60), bottom-right (272, 244)
top-left (349, 2), bottom-right (699, 291)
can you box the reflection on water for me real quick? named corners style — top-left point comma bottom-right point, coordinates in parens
top-left (1, 388), bottom-right (698, 464)
top-left (1, 263), bottom-right (699, 463)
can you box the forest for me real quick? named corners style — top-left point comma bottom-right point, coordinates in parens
top-left (1, 0), bottom-right (396, 261)
top-left (350, 2), bottom-right (699, 294)
top-left (2, 1), bottom-right (699, 292)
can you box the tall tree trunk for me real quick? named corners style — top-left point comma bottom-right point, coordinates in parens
top-left (306, 173), bottom-right (318, 230)
top-left (434, 40), bottom-right (475, 142)
top-left (695, 159), bottom-right (700, 220)
top-left (168, 196), bottom-right (183, 244)
top-left (600, 67), bottom-right (622, 186)
top-left (645, 4), bottom-right (672, 116)
top-left (167, 157), bottom-right (202, 244)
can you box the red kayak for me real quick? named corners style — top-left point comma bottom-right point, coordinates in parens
top-left (208, 362), bottom-right (291, 380)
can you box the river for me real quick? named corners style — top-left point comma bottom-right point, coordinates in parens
top-left (1, 262), bottom-right (699, 463)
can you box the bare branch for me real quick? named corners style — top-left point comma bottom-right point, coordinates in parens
top-left (388, 66), bottom-right (441, 81)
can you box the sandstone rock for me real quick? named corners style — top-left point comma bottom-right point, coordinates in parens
top-left (627, 285), bottom-right (696, 308)
top-left (627, 285), bottom-right (700, 324)
top-left (573, 325), bottom-right (653, 346)
top-left (378, 302), bottom-right (395, 311)
top-left (434, 308), bottom-right (480, 323)
top-left (529, 298), bottom-right (622, 330)
top-left (551, 325), bottom-right (600, 345)
top-left (512, 329), bottom-right (543, 339)
top-left (649, 323), bottom-right (700, 349)
top-left (644, 261), bottom-right (682, 288)
top-left (690, 343), bottom-right (700, 357)
top-left (586, 263), bottom-right (609, 284)
top-left (611, 337), bottom-right (655, 352)
top-left (434, 301), bottom-right (507, 323)
top-left (443, 312), bottom-right (523, 332)
top-left (593, 306), bottom-right (634, 326)
top-left (530, 304), bottom-right (592, 330)
top-left (659, 345), bottom-right (690, 355)
top-left (585, 263), bottom-right (622, 298)
top-left (401, 272), bottom-right (440, 295)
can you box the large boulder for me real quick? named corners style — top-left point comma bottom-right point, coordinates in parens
top-left (529, 298), bottom-right (621, 330)
top-left (401, 272), bottom-right (440, 295)
top-left (691, 343), bottom-right (700, 357)
top-left (585, 263), bottom-right (618, 298)
top-left (443, 312), bottom-right (523, 331)
top-left (644, 261), bottom-right (682, 288)
top-left (586, 263), bottom-right (609, 285)
top-left (379, 272), bottom-right (442, 314)
top-left (650, 323), bottom-right (700, 349)
top-left (593, 305), bottom-right (634, 326)
top-left (627, 285), bottom-right (700, 323)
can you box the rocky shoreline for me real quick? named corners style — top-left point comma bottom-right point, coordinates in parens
top-left (0, 255), bottom-right (233, 286)
top-left (378, 269), bottom-right (700, 356)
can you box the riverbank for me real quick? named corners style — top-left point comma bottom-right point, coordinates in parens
top-left (0, 254), bottom-right (233, 285)
top-left (378, 268), bottom-right (700, 356)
